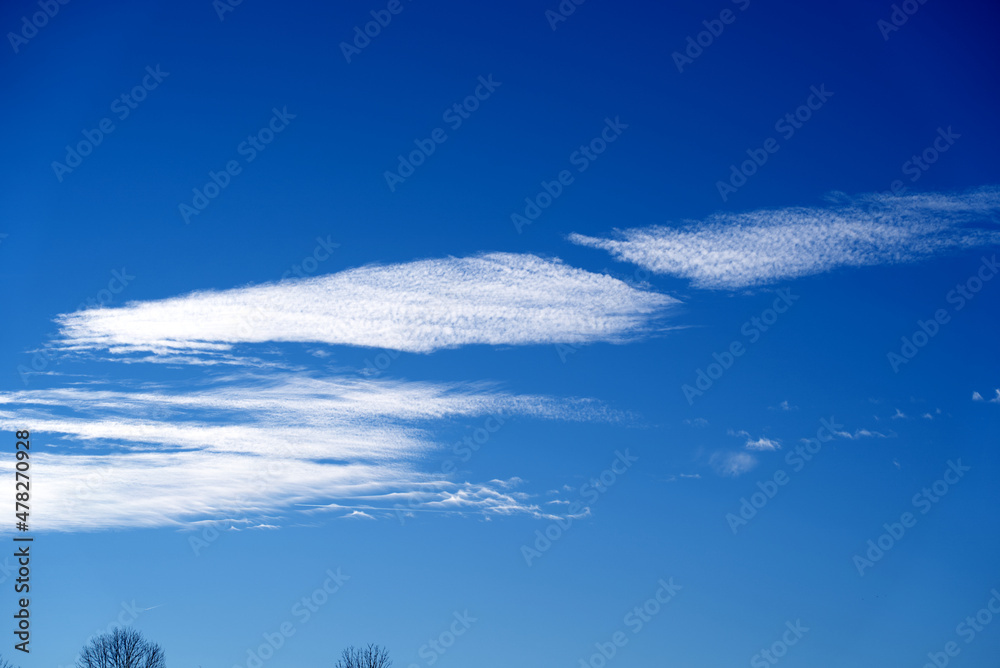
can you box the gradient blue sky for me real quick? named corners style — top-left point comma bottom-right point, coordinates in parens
top-left (1, 0), bottom-right (1000, 666)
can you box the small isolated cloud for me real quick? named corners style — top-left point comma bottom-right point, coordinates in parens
top-left (665, 473), bottom-right (701, 482)
top-left (729, 429), bottom-right (780, 451)
top-left (891, 409), bottom-right (907, 419)
top-left (52, 253), bottom-right (677, 361)
top-left (745, 437), bottom-right (781, 451)
top-left (339, 511), bottom-right (376, 521)
top-left (569, 187), bottom-right (1000, 289)
top-left (711, 451), bottom-right (758, 477)
top-left (972, 391), bottom-right (984, 401)
top-left (685, 417), bottom-right (709, 427)
top-left (775, 400), bottom-right (797, 411)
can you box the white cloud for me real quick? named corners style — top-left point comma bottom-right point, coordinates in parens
top-left (569, 187), bottom-right (1000, 289)
top-left (0, 372), bottom-right (617, 532)
top-left (729, 429), bottom-right (780, 451)
top-left (827, 428), bottom-right (892, 440)
top-left (711, 451), bottom-right (758, 477)
top-left (973, 391), bottom-right (984, 401)
top-left (307, 481), bottom-right (566, 522)
top-left (745, 437), bottom-right (781, 451)
top-left (52, 253), bottom-right (676, 360)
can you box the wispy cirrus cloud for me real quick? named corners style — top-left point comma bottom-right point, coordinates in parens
top-left (710, 451), bottom-right (758, 477)
top-left (9, 252), bottom-right (676, 532)
top-left (826, 427), bottom-right (893, 440)
top-left (52, 252), bottom-right (676, 361)
top-left (569, 187), bottom-right (1000, 289)
top-left (0, 372), bottom-right (617, 532)
top-left (665, 473), bottom-right (701, 482)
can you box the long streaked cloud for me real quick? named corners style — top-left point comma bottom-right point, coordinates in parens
top-left (569, 187), bottom-right (1000, 289)
top-left (52, 252), bottom-right (676, 360)
top-left (0, 373), bottom-right (616, 532)
top-left (827, 427), bottom-right (893, 440)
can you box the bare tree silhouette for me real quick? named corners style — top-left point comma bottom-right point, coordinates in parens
top-left (334, 644), bottom-right (391, 668)
top-left (76, 627), bottom-right (165, 668)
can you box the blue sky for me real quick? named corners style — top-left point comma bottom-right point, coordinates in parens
top-left (1, 0), bottom-right (1000, 666)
